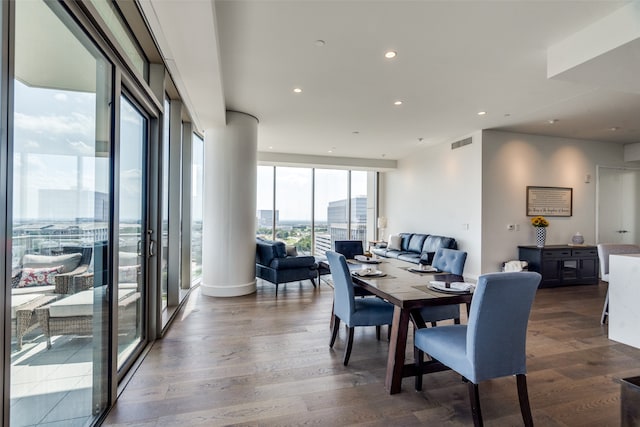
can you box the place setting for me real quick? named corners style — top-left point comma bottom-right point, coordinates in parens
top-left (406, 264), bottom-right (439, 274)
top-left (427, 280), bottom-right (475, 294)
top-left (352, 266), bottom-right (387, 278)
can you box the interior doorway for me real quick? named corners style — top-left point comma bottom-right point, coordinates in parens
top-left (597, 166), bottom-right (640, 244)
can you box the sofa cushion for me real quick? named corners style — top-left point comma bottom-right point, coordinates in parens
top-left (256, 239), bottom-right (287, 265)
top-left (11, 293), bottom-right (45, 318)
top-left (371, 247), bottom-right (388, 257)
top-left (17, 265), bottom-right (64, 288)
top-left (399, 233), bottom-right (413, 251)
top-left (398, 253), bottom-right (421, 264)
top-left (420, 252), bottom-right (436, 265)
top-left (270, 256), bottom-right (317, 270)
top-left (383, 250), bottom-right (405, 259)
top-left (11, 285), bottom-right (55, 295)
top-left (22, 253), bottom-right (82, 273)
top-left (48, 288), bottom-right (136, 317)
top-left (286, 245), bottom-right (298, 257)
top-left (422, 235), bottom-right (457, 254)
top-left (407, 234), bottom-right (428, 253)
top-left (388, 234), bottom-right (402, 251)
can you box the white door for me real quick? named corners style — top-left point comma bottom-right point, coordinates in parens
top-left (597, 167), bottom-right (640, 244)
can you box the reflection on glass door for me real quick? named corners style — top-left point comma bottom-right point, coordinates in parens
top-left (11, 0), bottom-right (111, 424)
top-left (117, 96), bottom-right (146, 368)
top-left (160, 97), bottom-right (170, 311)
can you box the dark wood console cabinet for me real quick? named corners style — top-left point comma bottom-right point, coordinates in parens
top-left (518, 245), bottom-right (599, 288)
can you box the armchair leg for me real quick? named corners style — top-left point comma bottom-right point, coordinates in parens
top-left (310, 278), bottom-right (317, 288)
top-left (330, 317), bottom-right (340, 348)
top-left (516, 374), bottom-right (534, 427)
top-left (454, 317), bottom-right (461, 325)
top-left (376, 325), bottom-right (381, 340)
top-left (466, 379), bottom-right (483, 427)
top-left (275, 284), bottom-right (279, 297)
top-left (343, 327), bottom-right (354, 366)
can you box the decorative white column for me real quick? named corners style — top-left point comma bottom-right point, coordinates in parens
top-left (201, 111), bottom-right (257, 297)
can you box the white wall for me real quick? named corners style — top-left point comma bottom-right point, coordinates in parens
top-left (481, 130), bottom-right (631, 273)
top-left (381, 129), bottom-right (634, 279)
top-left (381, 132), bottom-right (483, 278)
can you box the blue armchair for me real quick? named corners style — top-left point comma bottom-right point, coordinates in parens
top-left (255, 238), bottom-right (317, 296)
top-left (414, 271), bottom-right (541, 426)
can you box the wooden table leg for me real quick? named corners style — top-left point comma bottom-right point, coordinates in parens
top-left (385, 306), bottom-right (411, 394)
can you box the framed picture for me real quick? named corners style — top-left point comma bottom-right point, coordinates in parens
top-left (526, 186), bottom-right (572, 217)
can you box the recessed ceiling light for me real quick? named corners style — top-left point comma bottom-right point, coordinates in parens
top-left (477, 111), bottom-right (487, 116)
top-left (328, 150), bottom-right (333, 153)
top-left (314, 40), bottom-right (326, 46)
top-left (384, 51), bottom-right (397, 59)
top-left (293, 88), bottom-right (302, 93)
top-left (548, 119), bottom-right (558, 124)
top-left (268, 146), bottom-right (273, 149)
top-left (394, 100), bottom-right (403, 106)
top-left (609, 126), bottom-right (619, 131)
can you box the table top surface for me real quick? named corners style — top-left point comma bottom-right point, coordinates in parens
top-left (322, 257), bottom-right (473, 309)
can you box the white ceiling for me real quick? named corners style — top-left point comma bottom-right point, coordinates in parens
top-left (142, 0), bottom-right (640, 161)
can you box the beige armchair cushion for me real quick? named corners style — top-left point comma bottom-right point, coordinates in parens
top-left (22, 253), bottom-right (82, 273)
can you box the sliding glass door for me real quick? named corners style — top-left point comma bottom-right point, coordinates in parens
top-left (10, 1), bottom-right (111, 424)
top-left (117, 95), bottom-right (146, 369)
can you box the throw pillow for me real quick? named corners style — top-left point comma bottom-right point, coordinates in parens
top-left (286, 245), bottom-right (298, 257)
top-left (388, 234), bottom-right (402, 251)
top-left (17, 265), bottom-right (64, 288)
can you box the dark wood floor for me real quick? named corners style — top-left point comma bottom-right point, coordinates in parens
top-left (103, 279), bottom-right (640, 426)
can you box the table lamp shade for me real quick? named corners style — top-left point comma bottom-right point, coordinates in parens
top-left (377, 217), bottom-right (387, 229)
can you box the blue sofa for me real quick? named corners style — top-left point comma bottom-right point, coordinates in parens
top-left (255, 238), bottom-right (318, 296)
top-left (371, 233), bottom-right (457, 264)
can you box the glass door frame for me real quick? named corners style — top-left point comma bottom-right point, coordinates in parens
top-left (1, 1), bottom-right (10, 424)
top-left (113, 87), bottom-right (152, 379)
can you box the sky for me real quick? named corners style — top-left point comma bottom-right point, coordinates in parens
top-left (257, 166), bottom-right (368, 221)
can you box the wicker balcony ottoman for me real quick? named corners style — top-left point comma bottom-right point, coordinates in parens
top-left (11, 293), bottom-right (58, 350)
top-left (36, 288), bottom-right (140, 349)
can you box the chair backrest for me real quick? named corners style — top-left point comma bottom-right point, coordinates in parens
top-left (334, 240), bottom-right (364, 260)
top-left (597, 243), bottom-right (640, 281)
top-left (466, 271), bottom-right (541, 382)
top-left (326, 251), bottom-right (355, 321)
top-left (432, 248), bottom-right (467, 275)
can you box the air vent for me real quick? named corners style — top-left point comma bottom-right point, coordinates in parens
top-left (451, 137), bottom-right (472, 150)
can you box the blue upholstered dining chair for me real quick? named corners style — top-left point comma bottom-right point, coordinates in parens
top-left (334, 240), bottom-right (373, 298)
top-left (334, 240), bottom-right (364, 260)
top-left (414, 271), bottom-right (541, 427)
top-left (326, 251), bottom-right (394, 366)
top-left (419, 248), bottom-right (468, 325)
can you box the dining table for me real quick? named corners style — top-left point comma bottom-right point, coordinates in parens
top-left (322, 256), bottom-right (474, 395)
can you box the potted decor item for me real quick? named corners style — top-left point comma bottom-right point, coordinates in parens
top-left (531, 216), bottom-right (549, 247)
